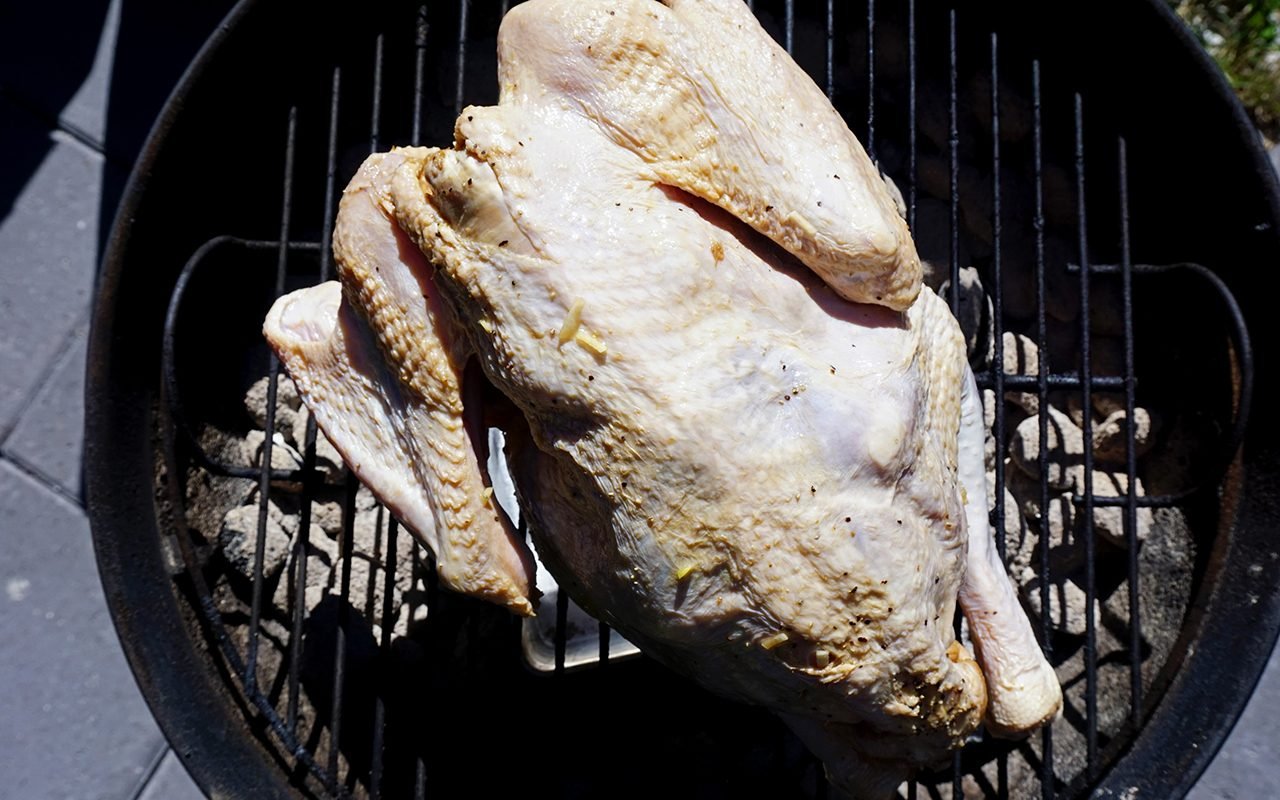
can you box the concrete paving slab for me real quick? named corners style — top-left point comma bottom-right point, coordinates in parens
top-left (0, 117), bottom-right (102, 436)
top-left (1188, 639), bottom-right (1280, 798)
top-left (4, 319), bottom-right (89, 500)
top-left (57, 0), bottom-right (121, 151)
top-left (0, 458), bottom-right (166, 799)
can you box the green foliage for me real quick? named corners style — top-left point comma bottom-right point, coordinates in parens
top-left (1171, 0), bottom-right (1280, 140)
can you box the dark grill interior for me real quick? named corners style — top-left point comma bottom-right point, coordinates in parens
top-left (88, 1), bottom-right (1275, 798)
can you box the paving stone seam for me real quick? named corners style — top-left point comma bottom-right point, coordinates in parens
top-left (127, 742), bottom-right (173, 800)
top-left (0, 307), bottom-right (92, 446)
top-left (0, 81), bottom-right (105, 154)
top-left (0, 452), bottom-right (85, 511)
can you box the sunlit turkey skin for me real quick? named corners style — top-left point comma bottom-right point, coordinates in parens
top-left (263, 0), bottom-right (1061, 794)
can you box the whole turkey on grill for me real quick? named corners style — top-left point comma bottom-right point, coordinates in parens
top-left (262, 0), bottom-right (1061, 793)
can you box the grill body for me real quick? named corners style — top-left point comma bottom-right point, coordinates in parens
top-left (87, 1), bottom-right (1280, 798)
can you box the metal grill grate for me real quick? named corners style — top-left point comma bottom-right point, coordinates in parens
top-left (152, 1), bottom-right (1253, 798)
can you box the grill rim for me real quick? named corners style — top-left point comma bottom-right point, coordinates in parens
top-left (86, 1), bottom-right (300, 797)
top-left (85, 0), bottom-right (1280, 797)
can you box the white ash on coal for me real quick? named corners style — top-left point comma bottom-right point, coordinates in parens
top-left (215, 376), bottom-right (433, 645)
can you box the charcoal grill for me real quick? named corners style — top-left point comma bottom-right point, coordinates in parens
top-left (87, 0), bottom-right (1280, 798)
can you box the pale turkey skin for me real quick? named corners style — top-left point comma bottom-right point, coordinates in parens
top-left (405, 101), bottom-right (982, 720)
top-left (264, 0), bottom-right (1061, 794)
top-left (497, 0), bottom-right (922, 310)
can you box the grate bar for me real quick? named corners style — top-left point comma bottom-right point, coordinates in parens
top-left (367, 39), bottom-right (390, 797)
top-left (825, 0), bottom-right (834, 100)
top-left (946, 10), bottom-right (964, 798)
top-left (369, 516), bottom-right (399, 800)
top-left (1031, 58), bottom-right (1057, 800)
top-left (990, 29), bottom-right (1013, 797)
top-left (1119, 137), bottom-right (1143, 727)
top-left (904, 4), bottom-right (917, 792)
top-left (974, 374), bottom-right (1127, 391)
top-left (785, 0), bottom-right (795, 55)
top-left (454, 0), bottom-right (470, 117)
top-left (371, 34), bottom-right (385, 153)
top-left (906, 3), bottom-right (916, 793)
top-left (990, 29), bottom-right (1006, 563)
top-left (245, 106), bottom-right (298, 695)
top-left (322, 65), bottom-right (342, 281)
top-left (1073, 493), bottom-right (1189, 509)
top-left (906, 0), bottom-right (917, 231)
top-left (324, 65), bottom-right (350, 782)
top-left (289, 412), bottom-right (320, 731)
top-left (328, 476), bottom-right (358, 778)
top-left (290, 63), bottom-right (344, 744)
top-left (1075, 92), bottom-right (1100, 780)
top-left (866, 0), bottom-right (876, 162)
top-left (413, 4), bottom-right (429, 144)
top-left (947, 8), bottom-right (959, 318)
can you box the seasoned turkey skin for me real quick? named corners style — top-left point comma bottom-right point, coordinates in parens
top-left (264, 0), bottom-right (1061, 794)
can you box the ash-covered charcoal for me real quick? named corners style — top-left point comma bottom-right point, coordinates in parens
top-left (296, 405), bottom-right (349, 484)
top-left (245, 374), bottom-right (301, 432)
top-left (1000, 331), bottom-right (1042, 415)
top-left (1092, 407), bottom-right (1156, 463)
top-left (1087, 471), bottom-right (1154, 546)
top-left (311, 499), bottom-right (345, 538)
top-left (219, 500), bottom-right (292, 579)
top-left (882, 171), bottom-right (907, 220)
top-left (262, 485), bottom-right (427, 640)
top-left (209, 378), bottom-right (436, 652)
top-left (243, 376), bottom-right (348, 485)
top-left (936, 255), bottom-right (1202, 800)
top-left (1022, 575), bottom-right (1096, 638)
top-left (1007, 469), bottom-right (1077, 545)
top-left (243, 430), bottom-right (303, 477)
top-left (982, 389), bottom-right (1000, 473)
top-left (1009, 406), bottom-right (1086, 490)
top-left (939, 266), bottom-right (993, 360)
top-left (270, 529), bottom-right (336, 620)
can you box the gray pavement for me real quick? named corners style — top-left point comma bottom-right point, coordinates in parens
top-left (1, 1), bottom-right (203, 796)
top-left (0, 3), bottom-right (1275, 798)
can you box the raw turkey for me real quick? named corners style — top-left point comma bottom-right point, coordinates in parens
top-left (263, 0), bottom-right (1062, 794)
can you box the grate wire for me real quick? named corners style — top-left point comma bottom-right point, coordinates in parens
top-left (1031, 57), bottom-right (1057, 800)
top-left (1119, 136), bottom-right (1143, 727)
